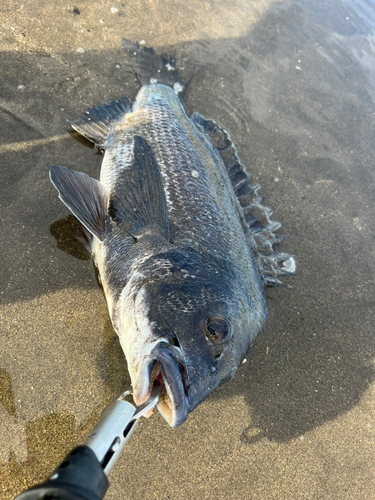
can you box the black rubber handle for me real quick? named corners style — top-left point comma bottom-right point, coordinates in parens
top-left (14, 445), bottom-right (109, 500)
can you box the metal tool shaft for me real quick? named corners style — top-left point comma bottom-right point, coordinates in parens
top-left (84, 380), bottom-right (162, 476)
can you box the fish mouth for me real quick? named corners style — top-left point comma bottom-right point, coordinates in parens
top-left (136, 341), bottom-right (189, 427)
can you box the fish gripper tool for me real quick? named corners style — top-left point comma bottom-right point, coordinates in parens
top-left (14, 381), bottom-right (163, 500)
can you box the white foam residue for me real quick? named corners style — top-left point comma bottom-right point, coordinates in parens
top-left (165, 63), bottom-right (175, 71)
top-left (173, 82), bottom-right (184, 94)
top-left (150, 78), bottom-right (157, 84)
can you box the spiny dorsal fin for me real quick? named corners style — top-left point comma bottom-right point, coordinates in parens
top-left (191, 111), bottom-right (296, 286)
top-left (69, 97), bottom-right (132, 148)
top-left (50, 165), bottom-right (107, 241)
top-left (108, 135), bottom-right (169, 241)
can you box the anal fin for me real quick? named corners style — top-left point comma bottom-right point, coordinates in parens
top-left (50, 165), bottom-right (107, 241)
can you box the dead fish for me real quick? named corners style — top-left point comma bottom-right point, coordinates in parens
top-left (50, 83), bottom-right (295, 427)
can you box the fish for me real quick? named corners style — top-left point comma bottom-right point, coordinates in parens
top-left (50, 83), bottom-right (295, 427)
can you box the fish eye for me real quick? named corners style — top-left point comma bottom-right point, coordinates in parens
top-left (204, 315), bottom-right (231, 343)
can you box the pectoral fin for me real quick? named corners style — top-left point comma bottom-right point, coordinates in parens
top-left (50, 165), bottom-right (107, 241)
top-left (69, 97), bottom-right (132, 148)
top-left (108, 135), bottom-right (169, 241)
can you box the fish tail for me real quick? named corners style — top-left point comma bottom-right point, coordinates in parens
top-left (122, 39), bottom-right (193, 93)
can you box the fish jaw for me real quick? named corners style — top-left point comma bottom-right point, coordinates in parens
top-left (116, 283), bottom-right (189, 427)
top-left (123, 338), bottom-right (189, 427)
top-left (149, 343), bottom-right (188, 427)
top-left (128, 340), bottom-right (189, 427)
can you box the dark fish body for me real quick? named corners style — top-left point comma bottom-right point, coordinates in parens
top-left (50, 83), bottom-right (295, 426)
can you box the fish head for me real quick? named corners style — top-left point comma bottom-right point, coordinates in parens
top-left (118, 248), bottom-right (267, 427)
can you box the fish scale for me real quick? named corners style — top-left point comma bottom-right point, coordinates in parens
top-left (50, 83), bottom-right (295, 427)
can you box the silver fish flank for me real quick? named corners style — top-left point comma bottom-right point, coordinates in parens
top-left (50, 83), bottom-right (295, 427)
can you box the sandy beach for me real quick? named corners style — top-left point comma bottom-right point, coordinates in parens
top-left (1, 1), bottom-right (375, 498)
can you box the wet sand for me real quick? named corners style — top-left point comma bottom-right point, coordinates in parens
top-left (1, 0), bottom-right (375, 498)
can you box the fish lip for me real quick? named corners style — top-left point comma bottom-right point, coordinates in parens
top-left (149, 342), bottom-right (189, 427)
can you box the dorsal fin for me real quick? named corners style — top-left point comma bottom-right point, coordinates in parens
top-left (191, 112), bottom-right (296, 286)
top-left (108, 135), bottom-right (169, 241)
top-left (68, 97), bottom-right (132, 148)
top-left (50, 165), bottom-right (107, 241)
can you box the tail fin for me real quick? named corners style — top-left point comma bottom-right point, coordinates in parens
top-left (122, 39), bottom-right (193, 94)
